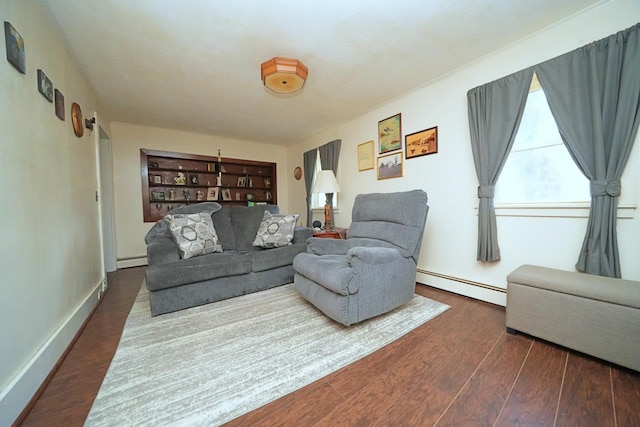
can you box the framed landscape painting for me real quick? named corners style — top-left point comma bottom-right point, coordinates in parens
top-left (377, 152), bottom-right (403, 180)
top-left (405, 126), bottom-right (438, 159)
top-left (378, 113), bottom-right (402, 154)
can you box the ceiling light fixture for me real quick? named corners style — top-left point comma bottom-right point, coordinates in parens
top-left (260, 57), bottom-right (308, 94)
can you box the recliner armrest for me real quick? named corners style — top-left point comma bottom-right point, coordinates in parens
top-left (147, 235), bottom-right (180, 265)
top-left (307, 237), bottom-right (350, 255)
top-left (346, 246), bottom-right (403, 265)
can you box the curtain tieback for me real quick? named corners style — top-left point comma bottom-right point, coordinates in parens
top-left (477, 185), bottom-right (495, 198)
top-left (590, 180), bottom-right (621, 197)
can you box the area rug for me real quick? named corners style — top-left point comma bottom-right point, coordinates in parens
top-left (85, 282), bottom-right (449, 426)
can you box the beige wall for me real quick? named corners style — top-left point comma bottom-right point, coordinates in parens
top-left (110, 122), bottom-right (290, 266)
top-left (287, 0), bottom-right (640, 304)
top-left (0, 1), bottom-right (107, 424)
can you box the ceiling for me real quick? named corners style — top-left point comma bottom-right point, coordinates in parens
top-left (37, 0), bottom-right (603, 146)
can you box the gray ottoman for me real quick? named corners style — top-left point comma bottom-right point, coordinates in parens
top-left (506, 264), bottom-right (640, 372)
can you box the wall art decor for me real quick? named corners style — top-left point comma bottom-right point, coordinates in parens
top-left (221, 188), bottom-right (232, 201)
top-left (37, 69), bottom-right (53, 102)
top-left (357, 140), bottom-right (375, 171)
top-left (293, 166), bottom-right (302, 180)
top-left (71, 102), bottom-right (84, 137)
top-left (4, 21), bottom-right (25, 74)
top-left (405, 126), bottom-right (438, 159)
top-left (54, 89), bottom-right (65, 120)
top-left (378, 113), bottom-right (402, 154)
top-left (377, 151), bottom-right (403, 180)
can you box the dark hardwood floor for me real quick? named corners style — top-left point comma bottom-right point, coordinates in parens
top-left (17, 266), bottom-right (640, 426)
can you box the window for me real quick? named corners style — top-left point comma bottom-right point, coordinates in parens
top-left (311, 155), bottom-right (339, 209)
top-left (495, 74), bottom-right (590, 207)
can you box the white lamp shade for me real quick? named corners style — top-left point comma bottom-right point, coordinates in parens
top-left (312, 170), bottom-right (340, 194)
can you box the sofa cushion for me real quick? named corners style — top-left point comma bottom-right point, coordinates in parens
top-left (211, 206), bottom-right (237, 250)
top-left (145, 202), bottom-right (222, 244)
top-left (166, 212), bottom-right (222, 259)
top-left (145, 251), bottom-right (252, 291)
top-left (231, 205), bottom-right (279, 250)
top-left (253, 211), bottom-right (299, 248)
top-left (251, 243), bottom-right (307, 272)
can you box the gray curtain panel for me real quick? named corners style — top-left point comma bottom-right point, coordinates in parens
top-left (535, 23), bottom-right (640, 278)
top-left (319, 139), bottom-right (342, 226)
top-left (467, 69), bottom-right (533, 262)
top-left (303, 149), bottom-right (318, 227)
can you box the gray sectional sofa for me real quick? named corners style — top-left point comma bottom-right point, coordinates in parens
top-left (144, 202), bottom-right (312, 316)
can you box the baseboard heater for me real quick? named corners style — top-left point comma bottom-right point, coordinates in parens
top-left (416, 269), bottom-right (507, 306)
top-left (417, 269), bottom-right (506, 294)
top-left (117, 255), bottom-right (148, 268)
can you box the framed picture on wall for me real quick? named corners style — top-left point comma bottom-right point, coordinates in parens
top-left (55, 89), bottom-right (65, 120)
top-left (4, 21), bottom-right (26, 74)
top-left (357, 140), bottom-right (374, 171)
top-left (221, 188), bottom-right (232, 200)
top-left (405, 126), bottom-right (438, 159)
top-left (377, 151), bottom-right (403, 180)
top-left (378, 113), bottom-right (402, 154)
top-left (37, 69), bottom-right (54, 102)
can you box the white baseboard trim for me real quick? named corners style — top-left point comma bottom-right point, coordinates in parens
top-left (0, 280), bottom-right (102, 426)
top-left (117, 255), bottom-right (147, 269)
top-left (417, 269), bottom-right (507, 307)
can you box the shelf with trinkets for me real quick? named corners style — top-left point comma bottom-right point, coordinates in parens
top-left (141, 148), bottom-right (277, 222)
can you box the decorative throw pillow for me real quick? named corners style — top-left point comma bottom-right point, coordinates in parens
top-left (253, 211), bottom-right (299, 248)
top-left (166, 212), bottom-right (223, 259)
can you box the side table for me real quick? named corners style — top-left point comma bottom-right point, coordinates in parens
top-left (313, 227), bottom-right (347, 239)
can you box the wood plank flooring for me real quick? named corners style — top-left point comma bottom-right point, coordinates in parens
top-left (17, 266), bottom-right (640, 426)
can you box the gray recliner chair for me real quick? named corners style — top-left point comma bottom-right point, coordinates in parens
top-left (293, 190), bottom-right (429, 326)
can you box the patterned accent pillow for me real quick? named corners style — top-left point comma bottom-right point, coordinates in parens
top-left (253, 211), bottom-right (299, 248)
top-left (166, 212), bottom-right (223, 259)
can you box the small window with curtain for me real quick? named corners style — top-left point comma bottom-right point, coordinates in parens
top-left (311, 156), bottom-right (339, 210)
top-left (495, 72), bottom-right (590, 206)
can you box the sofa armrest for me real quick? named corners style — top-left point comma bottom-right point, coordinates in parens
top-left (293, 226), bottom-right (313, 244)
top-left (147, 235), bottom-right (180, 265)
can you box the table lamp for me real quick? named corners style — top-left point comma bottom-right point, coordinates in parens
top-left (312, 170), bottom-right (340, 230)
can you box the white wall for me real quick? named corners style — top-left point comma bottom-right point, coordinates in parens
top-left (287, 0), bottom-right (640, 305)
top-left (0, 1), bottom-right (107, 424)
top-left (110, 122), bottom-right (290, 266)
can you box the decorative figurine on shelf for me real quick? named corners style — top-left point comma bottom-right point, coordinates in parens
top-left (196, 190), bottom-right (204, 201)
top-left (174, 172), bottom-right (186, 185)
top-left (183, 189), bottom-right (191, 201)
top-left (190, 175), bottom-right (198, 185)
top-left (169, 188), bottom-right (176, 200)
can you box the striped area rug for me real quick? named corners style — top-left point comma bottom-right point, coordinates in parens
top-left (85, 282), bottom-right (449, 426)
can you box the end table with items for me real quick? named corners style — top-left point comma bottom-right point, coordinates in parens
top-left (312, 227), bottom-right (347, 239)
